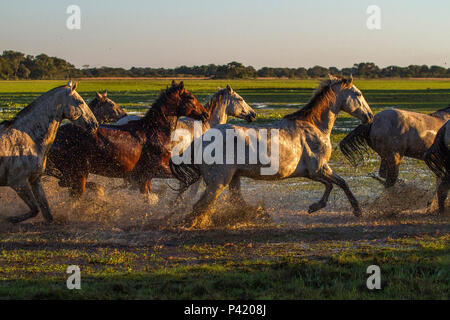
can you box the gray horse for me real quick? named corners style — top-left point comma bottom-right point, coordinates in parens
top-left (424, 120), bottom-right (450, 214)
top-left (170, 76), bottom-right (373, 228)
top-left (340, 106), bottom-right (450, 187)
top-left (0, 81), bottom-right (98, 223)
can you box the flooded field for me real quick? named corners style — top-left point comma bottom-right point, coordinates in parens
top-left (0, 79), bottom-right (449, 299)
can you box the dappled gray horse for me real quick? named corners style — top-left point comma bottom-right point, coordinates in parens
top-left (424, 120), bottom-right (450, 214)
top-left (0, 81), bottom-right (98, 223)
top-left (340, 106), bottom-right (450, 187)
top-left (89, 90), bottom-right (127, 124)
top-left (170, 76), bottom-right (373, 228)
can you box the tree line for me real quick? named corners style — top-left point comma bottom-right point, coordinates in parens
top-left (1, 50), bottom-right (450, 80)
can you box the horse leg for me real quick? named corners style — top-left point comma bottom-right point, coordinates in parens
top-left (70, 174), bottom-right (87, 199)
top-left (186, 179), bottom-right (201, 201)
top-left (7, 180), bottom-right (40, 223)
top-left (30, 177), bottom-right (53, 223)
top-left (385, 154), bottom-right (402, 188)
top-left (307, 176), bottom-right (333, 214)
top-left (369, 158), bottom-right (387, 185)
top-left (140, 178), bottom-right (159, 205)
top-left (320, 165), bottom-right (361, 217)
top-left (185, 183), bottom-right (227, 229)
top-left (437, 177), bottom-right (449, 214)
top-left (229, 175), bottom-right (257, 211)
top-left (379, 159), bottom-right (388, 179)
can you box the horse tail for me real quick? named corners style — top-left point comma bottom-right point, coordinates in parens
top-left (339, 123), bottom-right (372, 167)
top-left (424, 123), bottom-right (449, 179)
top-left (44, 156), bottom-right (63, 180)
top-left (169, 143), bottom-right (201, 189)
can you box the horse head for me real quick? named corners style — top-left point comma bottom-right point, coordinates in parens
top-left (221, 85), bottom-right (256, 122)
top-left (168, 81), bottom-right (208, 122)
top-left (333, 75), bottom-right (374, 124)
top-left (90, 90), bottom-right (127, 124)
top-left (63, 81), bottom-right (99, 133)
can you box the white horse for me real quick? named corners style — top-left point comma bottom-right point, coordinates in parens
top-left (170, 76), bottom-right (374, 228)
top-left (0, 81), bottom-right (98, 223)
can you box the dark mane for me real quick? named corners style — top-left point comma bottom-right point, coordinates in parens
top-left (284, 79), bottom-right (348, 123)
top-left (430, 105), bottom-right (450, 116)
top-left (88, 96), bottom-right (101, 110)
top-left (137, 84), bottom-right (183, 127)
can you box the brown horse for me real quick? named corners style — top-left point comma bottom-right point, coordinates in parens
top-left (89, 90), bottom-right (127, 124)
top-left (47, 81), bottom-right (208, 198)
top-left (424, 120), bottom-right (450, 214)
top-left (340, 107), bottom-right (450, 187)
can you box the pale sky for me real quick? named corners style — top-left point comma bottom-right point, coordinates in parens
top-left (0, 0), bottom-right (449, 69)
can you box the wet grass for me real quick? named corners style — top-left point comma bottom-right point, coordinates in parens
top-left (0, 234), bottom-right (448, 299)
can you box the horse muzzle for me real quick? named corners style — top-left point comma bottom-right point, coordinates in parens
top-left (245, 111), bottom-right (257, 122)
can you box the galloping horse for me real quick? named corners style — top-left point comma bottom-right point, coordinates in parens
top-left (117, 85), bottom-right (256, 193)
top-left (116, 85), bottom-right (255, 130)
top-left (47, 81), bottom-right (208, 198)
top-left (0, 81), bottom-right (98, 223)
top-left (89, 90), bottom-right (127, 124)
top-left (340, 106), bottom-right (450, 187)
top-left (424, 120), bottom-right (450, 214)
top-left (170, 76), bottom-right (373, 228)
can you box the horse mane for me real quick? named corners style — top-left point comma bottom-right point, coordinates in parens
top-left (284, 78), bottom-right (352, 124)
top-left (139, 84), bottom-right (183, 125)
top-left (204, 89), bottom-right (226, 116)
top-left (1, 85), bottom-right (67, 127)
top-left (424, 121), bottom-right (450, 177)
top-left (430, 105), bottom-right (450, 116)
top-left (88, 96), bottom-right (101, 110)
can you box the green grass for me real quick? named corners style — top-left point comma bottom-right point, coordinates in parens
top-left (2, 78), bottom-right (450, 125)
top-left (0, 235), bottom-right (448, 299)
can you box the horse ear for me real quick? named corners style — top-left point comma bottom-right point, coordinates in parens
top-left (328, 74), bottom-right (338, 81)
top-left (179, 81), bottom-right (184, 90)
top-left (103, 90), bottom-right (107, 98)
top-left (171, 80), bottom-right (177, 87)
top-left (96, 92), bottom-right (103, 100)
top-left (72, 81), bottom-right (78, 91)
top-left (349, 74), bottom-right (354, 84)
top-left (226, 85), bottom-right (232, 92)
top-left (67, 80), bottom-right (73, 88)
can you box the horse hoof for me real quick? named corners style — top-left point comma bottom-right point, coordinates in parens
top-left (353, 208), bottom-right (362, 217)
top-left (43, 216), bottom-right (54, 224)
top-left (308, 202), bottom-right (324, 214)
top-left (145, 193), bottom-right (159, 205)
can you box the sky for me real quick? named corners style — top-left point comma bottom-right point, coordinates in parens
top-left (0, 0), bottom-right (449, 69)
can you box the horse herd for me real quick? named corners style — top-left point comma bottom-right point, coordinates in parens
top-left (0, 77), bottom-right (448, 229)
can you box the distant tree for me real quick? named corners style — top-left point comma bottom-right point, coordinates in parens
top-left (0, 49), bottom-right (448, 79)
top-left (307, 65), bottom-right (329, 78)
top-left (295, 67), bottom-right (308, 78)
top-left (2, 50), bottom-right (25, 79)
